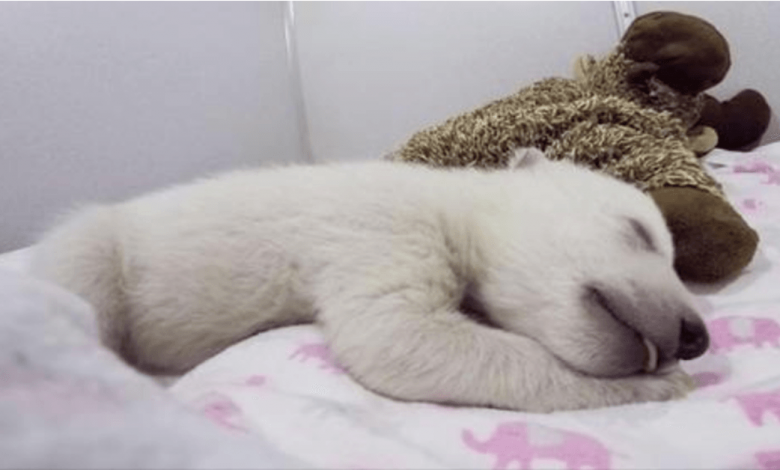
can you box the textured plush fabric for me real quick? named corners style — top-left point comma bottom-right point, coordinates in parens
top-left (389, 49), bottom-right (725, 201)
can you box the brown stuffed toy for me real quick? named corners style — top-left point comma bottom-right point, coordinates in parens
top-left (388, 11), bottom-right (763, 283)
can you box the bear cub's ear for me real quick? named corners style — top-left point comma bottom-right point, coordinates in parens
top-left (507, 147), bottom-right (548, 169)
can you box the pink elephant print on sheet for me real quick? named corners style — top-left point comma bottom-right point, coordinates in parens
top-left (734, 160), bottom-right (780, 185)
top-left (196, 392), bottom-right (249, 432)
top-left (289, 342), bottom-right (346, 374)
top-left (707, 316), bottom-right (780, 354)
top-left (756, 450), bottom-right (780, 470)
top-left (243, 374), bottom-right (267, 387)
top-left (741, 197), bottom-right (767, 215)
top-left (462, 421), bottom-right (611, 470)
top-left (690, 371), bottom-right (725, 388)
top-left (734, 389), bottom-right (780, 427)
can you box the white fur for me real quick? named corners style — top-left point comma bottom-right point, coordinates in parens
top-left (32, 149), bottom-right (701, 412)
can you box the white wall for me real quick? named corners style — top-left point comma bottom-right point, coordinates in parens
top-left (635, 2), bottom-right (780, 145)
top-left (294, 1), bottom-right (619, 162)
top-left (0, 2), bottom-right (304, 251)
top-left (1, 2), bottom-right (778, 252)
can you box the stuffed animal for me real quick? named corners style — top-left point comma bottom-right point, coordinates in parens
top-left (387, 11), bottom-right (762, 283)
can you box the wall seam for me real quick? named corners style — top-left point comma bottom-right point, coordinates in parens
top-left (283, 0), bottom-right (315, 163)
top-left (612, 1), bottom-right (637, 37)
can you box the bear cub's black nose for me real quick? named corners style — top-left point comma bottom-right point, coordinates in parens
top-left (675, 318), bottom-right (710, 360)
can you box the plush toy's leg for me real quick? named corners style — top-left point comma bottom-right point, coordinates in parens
top-left (315, 261), bottom-right (694, 412)
top-left (698, 90), bottom-right (772, 150)
top-left (649, 187), bottom-right (759, 283)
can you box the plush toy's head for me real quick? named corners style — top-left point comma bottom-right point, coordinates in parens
top-left (576, 11), bottom-right (733, 129)
top-left (621, 11), bottom-right (731, 95)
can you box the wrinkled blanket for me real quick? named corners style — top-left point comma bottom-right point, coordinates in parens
top-left (0, 268), bottom-right (306, 469)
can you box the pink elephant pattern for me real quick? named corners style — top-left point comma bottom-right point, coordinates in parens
top-left (756, 450), bottom-right (780, 470)
top-left (741, 198), bottom-right (767, 215)
top-left (462, 421), bottom-right (611, 470)
top-left (734, 389), bottom-right (780, 426)
top-left (734, 160), bottom-right (780, 185)
top-left (196, 392), bottom-right (249, 432)
top-left (691, 371), bottom-right (724, 389)
top-left (707, 316), bottom-right (780, 354)
top-left (289, 342), bottom-right (346, 375)
top-left (243, 374), bottom-right (267, 387)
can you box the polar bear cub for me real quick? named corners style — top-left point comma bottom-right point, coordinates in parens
top-left (32, 149), bottom-right (708, 412)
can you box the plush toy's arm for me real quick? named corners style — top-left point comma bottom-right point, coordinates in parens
top-left (544, 119), bottom-right (723, 195)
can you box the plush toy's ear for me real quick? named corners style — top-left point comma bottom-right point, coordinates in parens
top-left (507, 147), bottom-right (547, 169)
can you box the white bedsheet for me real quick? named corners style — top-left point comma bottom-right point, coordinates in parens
top-left (3, 143), bottom-right (780, 469)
